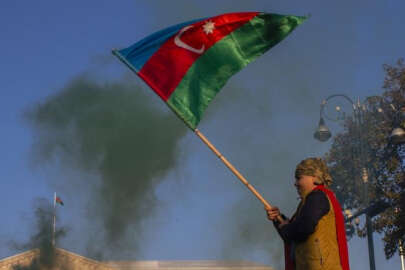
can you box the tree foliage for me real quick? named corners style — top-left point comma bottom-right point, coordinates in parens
top-left (324, 59), bottom-right (405, 259)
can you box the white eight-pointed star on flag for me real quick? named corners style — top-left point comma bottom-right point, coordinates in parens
top-left (202, 20), bottom-right (215, 34)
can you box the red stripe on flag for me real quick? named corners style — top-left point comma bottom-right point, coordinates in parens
top-left (138, 12), bottom-right (259, 101)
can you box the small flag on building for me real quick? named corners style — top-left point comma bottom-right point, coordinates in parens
top-left (55, 196), bottom-right (64, 206)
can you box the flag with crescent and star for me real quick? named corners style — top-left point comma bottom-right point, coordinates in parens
top-left (113, 12), bottom-right (306, 129)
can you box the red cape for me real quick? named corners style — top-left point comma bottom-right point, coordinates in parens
top-left (284, 185), bottom-right (350, 270)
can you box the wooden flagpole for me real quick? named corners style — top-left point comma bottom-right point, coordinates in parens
top-left (194, 129), bottom-right (274, 210)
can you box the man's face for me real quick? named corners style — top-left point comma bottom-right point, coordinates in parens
top-left (294, 175), bottom-right (317, 198)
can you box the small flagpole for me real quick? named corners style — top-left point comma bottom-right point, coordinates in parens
top-left (194, 129), bottom-right (277, 213)
top-left (53, 192), bottom-right (56, 247)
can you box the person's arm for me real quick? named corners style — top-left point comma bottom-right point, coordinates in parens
top-left (266, 207), bottom-right (290, 241)
top-left (278, 190), bottom-right (330, 242)
top-left (272, 213), bottom-right (290, 242)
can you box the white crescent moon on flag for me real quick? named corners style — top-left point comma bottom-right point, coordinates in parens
top-left (174, 25), bottom-right (205, 54)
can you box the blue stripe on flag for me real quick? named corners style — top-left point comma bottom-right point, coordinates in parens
top-left (118, 17), bottom-right (206, 72)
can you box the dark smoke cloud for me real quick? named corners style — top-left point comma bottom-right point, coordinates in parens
top-left (11, 198), bottom-right (67, 270)
top-left (25, 76), bottom-right (187, 258)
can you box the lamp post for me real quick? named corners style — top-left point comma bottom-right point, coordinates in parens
top-left (393, 206), bottom-right (405, 270)
top-left (313, 94), bottom-right (405, 270)
top-left (399, 239), bottom-right (405, 270)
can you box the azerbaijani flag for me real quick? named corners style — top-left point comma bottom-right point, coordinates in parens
top-left (113, 12), bottom-right (306, 129)
top-left (55, 196), bottom-right (64, 206)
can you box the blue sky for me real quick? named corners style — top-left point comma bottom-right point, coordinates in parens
top-left (1, 1), bottom-right (404, 269)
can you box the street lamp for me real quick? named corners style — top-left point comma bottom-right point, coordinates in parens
top-left (313, 117), bottom-right (331, 142)
top-left (314, 94), bottom-right (404, 270)
top-left (314, 96), bottom-right (405, 145)
top-left (395, 207), bottom-right (405, 270)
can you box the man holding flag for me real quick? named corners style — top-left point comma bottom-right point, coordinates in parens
top-left (267, 158), bottom-right (350, 270)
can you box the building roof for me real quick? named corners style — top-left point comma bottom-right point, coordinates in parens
top-left (106, 260), bottom-right (273, 270)
top-left (0, 248), bottom-right (274, 270)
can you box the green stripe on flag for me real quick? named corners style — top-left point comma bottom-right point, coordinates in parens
top-left (167, 13), bottom-right (306, 129)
